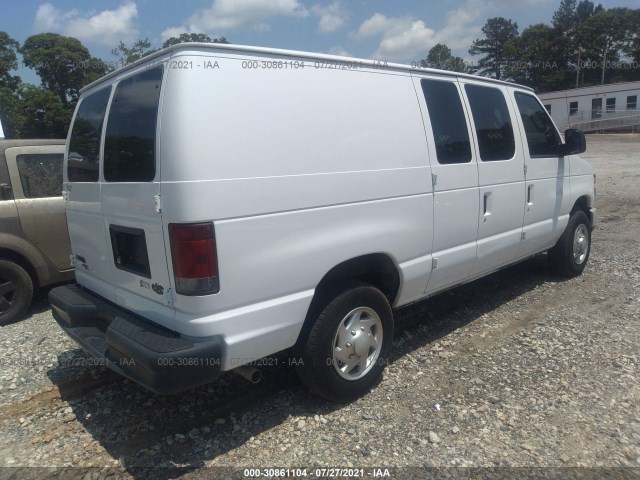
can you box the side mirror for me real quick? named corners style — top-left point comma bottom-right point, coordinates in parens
top-left (559, 128), bottom-right (586, 156)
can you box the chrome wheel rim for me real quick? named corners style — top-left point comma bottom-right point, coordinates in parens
top-left (331, 306), bottom-right (383, 381)
top-left (573, 224), bottom-right (589, 265)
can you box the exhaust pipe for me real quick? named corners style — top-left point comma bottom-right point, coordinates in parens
top-left (234, 365), bottom-right (263, 384)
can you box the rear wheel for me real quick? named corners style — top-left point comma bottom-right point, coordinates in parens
top-left (548, 210), bottom-right (592, 277)
top-left (0, 260), bottom-right (33, 325)
top-left (296, 282), bottom-right (393, 402)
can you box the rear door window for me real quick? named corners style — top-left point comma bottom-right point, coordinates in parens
top-left (514, 92), bottom-right (561, 158)
top-left (104, 67), bottom-right (163, 182)
top-left (67, 87), bottom-right (111, 182)
top-left (464, 84), bottom-right (516, 161)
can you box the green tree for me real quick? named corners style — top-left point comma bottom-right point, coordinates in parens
top-left (551, 0), bottom-right (603, 43)
top-left (111, 38), bottom-right (157, 67)
top-left (419, 44), bottom-right (469, 73)
top-left (0, 85), bottom-right (24, 138)
top-left (505, 24), bottom-right (566, 92)
top-left (469, 17), bottom-right (519, 80)
top-left (0, 83), bottom-right (70, 138)
top-left (576, 1), bottom-right (605, 24)
top-left (552, 0), bottom-right (604, 88)
top-left (20, 85), bottom-right (71, 138)
top-left (622, 9), bottom-right (640, 81)
top-left (0, 33), bottom-right (27, 137)
top-left (0, 33), bottom-right (18, 72)
top-left (576, 9), bottom-right (632, 85)
top-left (162, 33), bottom-right (229, 49)
top-left (21, 33), bottom-right (109, 106)
top-left (0, 32), bottom-right (19, 84)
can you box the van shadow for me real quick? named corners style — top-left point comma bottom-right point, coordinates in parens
top-left (46, 255), bottom-right (565, 478)
top-left (390, 254), bottom-right (562, 359)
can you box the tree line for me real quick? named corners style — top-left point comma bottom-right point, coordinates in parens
top-left (421, 0), bottom-right (639, 92)
top-left (0, 0), bottom-right (638, 139)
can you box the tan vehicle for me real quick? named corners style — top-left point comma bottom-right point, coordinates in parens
top-left (0, 139), bottom-right (73, 324)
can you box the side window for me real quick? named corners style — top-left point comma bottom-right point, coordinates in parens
top-left (16, 153), bottom-right (64, 198)
top-left (464, 84), bottom-right (515, 161)
top-left (591, 98), bottom-right (602, 119)
top-left (606, 98), bottom-right (616, 113)
top-left (67, 88), bottom-right (111, 182)
top-left (514, 92), bottom-right (561, 158)
top-left (627, 95), bottom-right (637, 110)
top-left (104, 67), bottom-right (163, 182)
top-left (420, 79), bottom-right (472, 164)
top-left (569, 101), bottom-right (578, 116)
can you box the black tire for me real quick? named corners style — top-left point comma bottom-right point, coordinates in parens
top-left (296, 282), bottom-right (393, 402)
top-left (0, 260), bottom-right (34, 326)
top-left (548, 210), bottom-right (592, 277)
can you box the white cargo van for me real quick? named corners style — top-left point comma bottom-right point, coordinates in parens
top-left (50, 43), bottom-right (595, 401)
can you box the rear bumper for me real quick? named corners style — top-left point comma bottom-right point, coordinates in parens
top-left (49, 284), bottom-right (223, 394)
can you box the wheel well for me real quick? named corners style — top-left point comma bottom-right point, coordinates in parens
top-left (0, 248), bottom-right (38, 289)
top-left (571, 195), bottom-right (593, 226)
top-left (317, 254), bottom-right (399, 303)
top-left (295, 253), bottom-right (400, 347)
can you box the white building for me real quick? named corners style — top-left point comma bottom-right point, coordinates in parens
top-left (538, 81), bottom-right (640, 132)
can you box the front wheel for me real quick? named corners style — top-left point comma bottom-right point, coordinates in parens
top-left (296, 283), bottom-right (394, 402)
top-left (548, 210), bottom-right (592, 277)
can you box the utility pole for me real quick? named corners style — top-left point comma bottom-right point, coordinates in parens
top-left (576, 46), bottom-right (583, 89)
top-left (601, 45), bottom-right (607, 86)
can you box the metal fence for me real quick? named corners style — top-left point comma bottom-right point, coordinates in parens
top-left (561, 110), bottom-right (640, 133)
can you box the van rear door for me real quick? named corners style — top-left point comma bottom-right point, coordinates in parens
top-left (99, 66), bottom-right (174, 330)
top-left (66, 87), bottom-right (115, 301)
top-left (66, 66), bottom-right (173, 330)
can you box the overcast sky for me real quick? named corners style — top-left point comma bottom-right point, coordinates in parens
top-left (5, 0), bottom-right (638, 84)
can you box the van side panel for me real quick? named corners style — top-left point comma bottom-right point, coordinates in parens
top-left (189, 196), bottom-right (432, 366)
top-left (569, 159), bottom-right (595, 211)
top-left (160, 53), bottom-right (433, 367)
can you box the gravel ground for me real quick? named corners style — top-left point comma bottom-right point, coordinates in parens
top-left (0, 134), bottom-right (638, 479)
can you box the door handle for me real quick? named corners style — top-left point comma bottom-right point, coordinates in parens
top-left (483, 192), bottom-right (492, 219)
top-left (527, 185), bottom-right (534, 206)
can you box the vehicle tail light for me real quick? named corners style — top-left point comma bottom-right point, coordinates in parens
top-left (169, 223), bottom-right (219, 295)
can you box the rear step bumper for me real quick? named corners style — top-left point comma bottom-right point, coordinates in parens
top-left (49, 284), bottom-right (222, 394)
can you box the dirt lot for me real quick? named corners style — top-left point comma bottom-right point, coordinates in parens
top-left (0, 134), bottom-right (638, 479)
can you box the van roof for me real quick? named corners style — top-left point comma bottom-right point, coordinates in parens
top-left (81, 43), bottom-right (533, 94)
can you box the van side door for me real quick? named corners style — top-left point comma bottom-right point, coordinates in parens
top-left (511, 90), bottom-right (570, 257)
top-left (460, 81), bottom-right (525, 276)
top-left (413, 77), bottom-right (480, 294)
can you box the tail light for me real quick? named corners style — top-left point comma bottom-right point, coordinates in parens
top-left (169, 223), bottom-right (219, 295)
